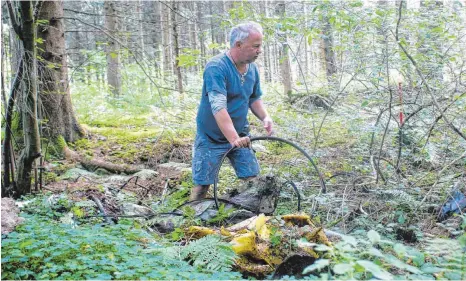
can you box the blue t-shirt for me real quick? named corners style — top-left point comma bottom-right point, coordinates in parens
top-left (196, 53), bottom-right (263, 143)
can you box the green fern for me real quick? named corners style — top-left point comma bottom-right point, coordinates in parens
top-left (380, 189), bottom-right (416, 203)
top-left (182, 235), bottom-right (237, 272)
top-left (157, 235), bottom-right (236, 272)
top-left (423, 236), bottom-right (466, 280)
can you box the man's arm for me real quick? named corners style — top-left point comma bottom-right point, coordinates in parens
top-left (208, 91), bottom-right (250, 148)
top-left (213, 109), bottom-right (251, 148)
top-left (250, 99), bottom-right (273, 136)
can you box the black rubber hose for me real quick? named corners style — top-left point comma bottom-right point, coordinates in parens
top-left (173, 197), bottom-right (257, 213)
top-left (213, 136), bottom-right (326, 209)
top-left (284, 181), bottom-right (301, 212)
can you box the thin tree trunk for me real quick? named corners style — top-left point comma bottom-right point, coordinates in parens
top-left (151, 1), bottom-right (161, 79)
top-left (171, 1), bottom-right (184, 96)
top-left (1, 43), bottom-right (7, 113)
top-left (2, 28), bottom-right (10, 107)
top-left (260, 1), bottom-right (270, 82)
top-left (223, 1), bottom-right (230, 45)
top-left (276, 1), bottom-right (293, 98)
top-left (161, 1), bottom-right (171, 75)
top-left (136, 0), bottom-right (146, 93)
top-left (137, 0), bottom-right (145, 55)
top-left (321, 14), bottom-right (337, 84)
top-left (189, 1), bottom-right (198, 73)
top-left (9, 20), bottom-right (21, 79)
top-left (2, 59), bottom-right (23, 197)
top-left (303, 3), bottom-right (309, 78)
top-left (15, 1), bottom-right (41, 197)
top-left (104, 1), bottom-right (122, 97)
top-left (93, 3), bottom-right (102, 89)
top-left (197, 2), bottom-right (206, 67)
top-left (209, 4), bottom-right (216, 55)
top-left (216, 1), bottom-right (226, 45)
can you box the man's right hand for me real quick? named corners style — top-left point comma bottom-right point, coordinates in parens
top-left (232, 136), bottom-right (251, 148)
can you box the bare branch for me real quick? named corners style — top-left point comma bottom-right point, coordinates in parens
top-left (393, 0), bottom-right (466, 141)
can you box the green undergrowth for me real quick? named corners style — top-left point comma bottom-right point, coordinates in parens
top-left (157, 182), bottom-right (192, 213)
top-left (87, 126), bottom-right (162, 142)
top-left (3, 186), bottom-right (465, 280)
top-left (1, 194), bottom-right (241, 280)
top-left (68, 125), bottom-right (193, 165)
top-left (70, 79), bottom-right (197, 166)
top-left (1, 216), bottom-right (240, 280)
top-left (300, 229), bottom-right (466, 280)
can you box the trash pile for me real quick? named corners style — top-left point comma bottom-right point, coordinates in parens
top-left (184, 213), bottom-right (330, 278)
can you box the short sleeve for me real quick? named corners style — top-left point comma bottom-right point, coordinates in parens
top-left (204, 65), bottom-right (227, 96)
top-left (249, 65), bottom-right (263, 106)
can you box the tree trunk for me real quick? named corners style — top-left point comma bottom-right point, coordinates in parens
top-left (149, 1), bottom-right (161, 79)
top-left (37, 0), bottom-right (84, 145)
top-left (2, 59), bottom-right (23, 197)
top-left (216, 1), bottom-right (226, 45)
top-left (15, 1), bottom-right (41, 197)
top-left (189, 1), bottom-right (199, 73)
top-left (321, 14), bottom-right (337, 85)
top-left (92, 3), bottom-right (103, 89)
top-left (197, 2), bottom-right (206, 67)
top-left (209, 4), bottom-right (217, 55)
top-left (104, 1), bottom-right (122, 97)
top-left (275, 1), bottom-right (293, 98)
top-left (260, 1), bottom-right (271, 82)
top-left (303, 2), bottom-right (309, 79)
top-left (137, 0), bottom-right (145, 55)
top-left (1, 34), bottom-right (8, 113)
top-left (223, 1), bottom-right (231, 45)
top-left (171, 1), bottom-right (184, 95)
top-left (161, 1), bottom-right (172, 75)
top-left (136, 0), bottom-right (146, 93)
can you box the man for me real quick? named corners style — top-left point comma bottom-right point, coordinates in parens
top-left (190, 22), bottom-right (273, 201)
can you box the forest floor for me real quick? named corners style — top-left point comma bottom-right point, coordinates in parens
top-left (2, 85), bottom-right (465, 279)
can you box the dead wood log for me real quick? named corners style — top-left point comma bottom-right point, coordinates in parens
top-left (64, 147), bottom-right (141, 174)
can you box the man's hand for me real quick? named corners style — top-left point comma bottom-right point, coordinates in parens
top-left (263, 116), bottom-right (273, 136)
top-left (232, 136), bottom-right (251, 148)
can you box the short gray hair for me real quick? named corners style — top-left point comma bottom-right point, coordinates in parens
top-left (229, 22), bottom-right (263, 48)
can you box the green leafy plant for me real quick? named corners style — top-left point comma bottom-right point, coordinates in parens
top-left (154, 235), bottom-right (237, 273)
top-left (1, 215), bottom-right (241, 280)
top-left (208, 203), bottom-right (235, 224)
top-left (19, 193), bottom-right (73, 219)
top-left (423, 235), bottom-right (466, 280)
top-left (170, 227), bottom-right (185, 241)
top-left (270, 226), bottom-right (282, 247)
top-left (302, 230), bottom-right (442, 280)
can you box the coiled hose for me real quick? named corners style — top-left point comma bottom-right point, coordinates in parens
top-left (212, 136), bottom-right (326, 209)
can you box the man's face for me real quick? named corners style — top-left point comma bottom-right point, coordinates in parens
top-left (238, 31), bottom-right (262, 63)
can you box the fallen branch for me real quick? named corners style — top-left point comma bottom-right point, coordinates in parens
top-left (64, 147), bottom-right (141, 174)
top-left (117, 176), bottom-right (139, 192)
top-left (90, 194), bottom-right (113, 224)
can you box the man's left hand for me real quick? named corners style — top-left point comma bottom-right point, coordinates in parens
top-left (263, 116), bottom-right (273, 136)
